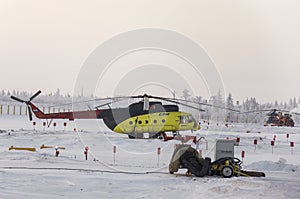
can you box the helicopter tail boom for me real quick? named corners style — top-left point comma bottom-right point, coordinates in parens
top-left (28, 102), bottom-right (102, 120)
top-left (11, 91), bottom-right (102, 121)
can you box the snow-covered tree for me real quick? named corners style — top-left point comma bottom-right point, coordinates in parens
top-left (226, 93), bottom-right (234, 122)
top-left (274, 100), bottom-right (279, 107)
top-left (292, 97), bottom-right (298, 108)
top-left (181, 89), bottom-right (191, 100)
top-left (226, 93), bottom-right (234, 109)
top-left (54, 88), bottom-right (60, 97)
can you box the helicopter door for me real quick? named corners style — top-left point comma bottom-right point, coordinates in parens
top-left (180, 115), bottom-right (188, 129)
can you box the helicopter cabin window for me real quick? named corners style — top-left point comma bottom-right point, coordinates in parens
top-left (129, 121), bottom-right (133, 125)
top-left (162, 119), bottom-right (166, 123)
top-left (153, 119), bottom-right (157, 124)
top-left (138, 120), bottom-right (142, 124)
top-left (145, 120), bottom-right (149, 124)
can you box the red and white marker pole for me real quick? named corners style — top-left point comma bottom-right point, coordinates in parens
top-left (33, 121), bottom-right (36, 130)
top-left (286, 133), bottom-right (289, 142)
top-left (157, 147), bottom-right (161, 167)
top-left (63, 122), bottom-right (67, 131)
top-left (290, 142), bottom-right (294, 155)
top-left (271, 140), bottom-right (275, 154)
top-left (254, 139), bottom-right (258, 152)
top-left (84, 146), bottom-right (89, 160)
top-left (113, 145), bottom-right (116, 165)
top-left (236, 137), bottom-right (240, 146)
top-left (241, 150), bottom-right (245, 163)
top-left (43, 122), bottom-right (46, 131)
top-left (53, 122), bottom-right (56, 131)
top-left (55, 146), bottom-right (59, 157)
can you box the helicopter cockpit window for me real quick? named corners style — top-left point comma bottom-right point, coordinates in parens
top-left (180, 115), bottom-right (195, 124)
top-left (180, 116), bottom-right (186, 123)
top-left (187, 115), bottom-right (194, 123)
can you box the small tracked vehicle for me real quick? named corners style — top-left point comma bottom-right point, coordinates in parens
top-left (169, 145), bottom-right (265, 178)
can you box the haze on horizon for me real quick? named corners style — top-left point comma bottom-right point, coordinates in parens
top-left (0, 0), bottom-right (299, 104)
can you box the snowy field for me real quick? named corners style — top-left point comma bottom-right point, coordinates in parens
top-left (0, 115), bottom-right (300, 199)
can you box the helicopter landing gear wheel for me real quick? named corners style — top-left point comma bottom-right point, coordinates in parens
top-left (172, 131), bottom-right (179, 136)
top-left (186, 170), bottom-right (192, 177)
top-left (128, 134), bottom-right (135, 139)
top-left (221, 165), bottom-right (234, 178)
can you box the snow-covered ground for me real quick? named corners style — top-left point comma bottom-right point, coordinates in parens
top-left (0, 115), bottom-right (299, 198)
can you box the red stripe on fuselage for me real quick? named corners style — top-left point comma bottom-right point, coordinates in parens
top-left (29, 102), bottom-right (101, 120)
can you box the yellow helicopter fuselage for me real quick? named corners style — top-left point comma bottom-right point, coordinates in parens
top-left (113, 111), bottom-right (200, 134)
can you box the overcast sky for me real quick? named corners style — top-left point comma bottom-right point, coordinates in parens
top-left (0, 0), bottom-right (299, 103)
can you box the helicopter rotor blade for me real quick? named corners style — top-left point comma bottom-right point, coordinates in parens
top-left (112, 94), bottom-right (206, 112)
top-left (29, 90), bottom-right (42, 101)
top-left (198, 103), bottom-right (240, 112)
top-left (11, 96), bottom-right (25, 103)
top-left (94, 101), bottom-right (115, 109)
top-left (94, 93), bottom-right (242, 112)
top-left (145, 95), bottom-right (206, 112)
top-left (52, 97), bottom-right (123, 108)
top-left (28, 106), bottom-right (33, 121)
top-left (240, 109), bottom-right (273, 114)
top-left (93, 98), bottom-right (128, 109)
top-left (241, 109), bottom-right (292, 114)
top-left (157, 96), bottom-right (240, 112)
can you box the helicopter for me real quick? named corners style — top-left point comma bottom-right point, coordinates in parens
top-left (264, 109), bottom-right (298, 127)
top-left (241, 109), bottom-right (299, 127)
top-left (11, 90), bottom-right (239, 139)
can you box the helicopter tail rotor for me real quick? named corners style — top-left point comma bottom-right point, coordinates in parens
top-left (10, 95), bottom-right (25, 103)
top-left (30, 90), bottom-right (42, 101)
top-left (10, 90), bottom-right (42, 121)
top-left (28, 106), bottom-right (33, 121)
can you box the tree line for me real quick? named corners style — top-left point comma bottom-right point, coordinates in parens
top-left (180, 89), bottom-right (299, 124)
top-left (1, 89), bottom-right (299, 123)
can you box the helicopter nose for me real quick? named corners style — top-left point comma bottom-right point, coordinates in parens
top-left (193, 121), bottom-right (201, 130)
